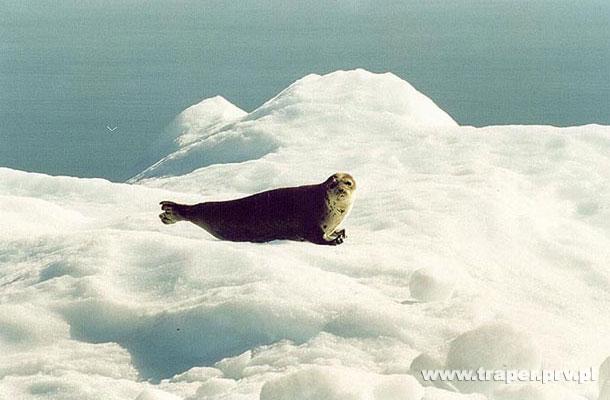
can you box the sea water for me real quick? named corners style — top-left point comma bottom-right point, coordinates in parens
top-left (1, 0), bottom-right (608, 181)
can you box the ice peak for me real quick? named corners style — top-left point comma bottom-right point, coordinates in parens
top-left (250, 69), bottom-right (458, 127)
top-left (171, 96), bottom-right (246, 145)
top-left (133, 69), bottom-right (459, 181)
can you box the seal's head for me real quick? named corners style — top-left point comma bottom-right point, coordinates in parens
top-left (323, 173), bottom-right (356, 200)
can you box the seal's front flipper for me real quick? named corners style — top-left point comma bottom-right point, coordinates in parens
top-left (306, 228), bottom-right (345, 246)
top-left (331, 229), bottom-right (346, 240)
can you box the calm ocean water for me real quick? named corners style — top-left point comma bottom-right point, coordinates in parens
top-left (1, 0), bottom-right (609, 181)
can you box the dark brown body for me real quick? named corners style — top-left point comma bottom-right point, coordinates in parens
top-left (175, 185), bottom-right (326, 241)
top-left (160, 173), bottom-right (355, 245)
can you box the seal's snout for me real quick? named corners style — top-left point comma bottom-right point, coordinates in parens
top-left (325, 173), bottom-right (356, 192)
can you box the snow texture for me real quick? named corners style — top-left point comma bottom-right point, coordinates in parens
top-left (1, 69), bottom-right (609, 400)
top-left (445, 323), bottom-right (541, 394)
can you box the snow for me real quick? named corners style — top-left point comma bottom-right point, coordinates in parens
top-left (130, 96), bottom-right (250, 181)
top-left (601, 382), bottom-right (610, 400)
top-left (408, 266), bottom-right (456, 302)
top-left (445, 323), bottom-right (541, 394)
top-left (131, 69), bottom-right (457, 182)
top-left (1, 69), bottom-right (609, 400)
top-left (600, 357), bottom-right (610, 400)
top-left (136, 388), bottom-right (183, 400)
top-left (259, 366), bottom-right (423, 400)
top-left (168, 96), bottom-right (248, 149)
top-left (493, 384), bottom-right (588, 400)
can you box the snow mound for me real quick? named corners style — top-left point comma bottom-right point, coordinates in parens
top-left (600, 357), bottom-right (610, 400)
top-left (130, 96), bottom-right (249, 181)
top-left (135, 388), bottom-right (182, 400)
top-left (493, 384), bottom-right (588, 400)
top-left (601, 357), bottom-right (610, 387)
top-left (410, 353), bottom-right (453, 390)
top-left (130, 125), bottom-right (279, 182)
top-left (133, 69), bottom-right (457, 181)
top-left (601, 381), bottom-right (610, 400)
top-left (260, 366), bottom-right (423, 400)
top-left (249, 69), bottom-right (457, 127)
top-left (446, 323), bottom-right (541, 394)
top-left (169, 96), bottom-right (247, 148)
top-left (408, 265), bottom-right (456, 302)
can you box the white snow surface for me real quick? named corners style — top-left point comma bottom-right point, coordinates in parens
top-left (1, 69), bottom-right (609, 400)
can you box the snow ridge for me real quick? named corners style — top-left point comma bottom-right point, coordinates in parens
top-left (132, 69), bottom-right (457, 181)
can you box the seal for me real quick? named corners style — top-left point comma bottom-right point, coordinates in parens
top-left (159, 173), bottom-right (356, 245)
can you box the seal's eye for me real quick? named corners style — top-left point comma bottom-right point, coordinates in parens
top-left (344, 181), bottom-right (352, 187)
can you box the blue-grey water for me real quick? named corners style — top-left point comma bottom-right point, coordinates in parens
top-left (1, 0), bottom-right (609, 181)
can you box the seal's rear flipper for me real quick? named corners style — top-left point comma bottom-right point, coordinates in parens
top-left (159, 201), bottom-right (184, 224)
